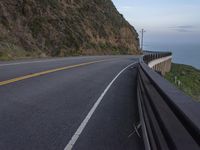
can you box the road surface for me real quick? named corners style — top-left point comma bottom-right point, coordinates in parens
top-left (0, 56), bottom-right (144, 150)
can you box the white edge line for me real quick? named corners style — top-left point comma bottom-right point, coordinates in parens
top-left (64, 62), bottom-right (137, 150)
top-left (0, 58), bottom-right (71, 67)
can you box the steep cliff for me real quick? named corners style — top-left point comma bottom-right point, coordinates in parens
top-left (0, 0), bottom-right (139, 59)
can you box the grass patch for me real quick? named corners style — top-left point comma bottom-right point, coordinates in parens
top-left (165, 63), bottom-right (200, 101)
top-left (0, 42), bottom-right (42, 61)
top-left (0, 52), bottom-right (11, 61)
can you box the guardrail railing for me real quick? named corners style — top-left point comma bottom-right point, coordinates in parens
top-left (143, 51), bottom-right (172, 65)
top-left (137, 52), bottom-right (200, 150)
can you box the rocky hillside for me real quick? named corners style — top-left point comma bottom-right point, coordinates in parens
top-left (0, 0), bottom-right (139, 59)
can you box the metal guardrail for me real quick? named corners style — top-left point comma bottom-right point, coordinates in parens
top-left (137, 52), bottom-right (200, 150)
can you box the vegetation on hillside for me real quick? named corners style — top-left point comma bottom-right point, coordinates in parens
top-left (0, 0), bottom-right (139, 60)
top-left (165, 63), bottom-right (200, 101)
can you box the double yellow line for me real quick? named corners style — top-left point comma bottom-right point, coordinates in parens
top-left (0, 59), bottom-right (107, 86)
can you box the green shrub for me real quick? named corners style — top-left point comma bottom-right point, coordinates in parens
top-left (165, 63), bottom-right (200, 101)
top-left (30, 17), bottom-right (47, 37)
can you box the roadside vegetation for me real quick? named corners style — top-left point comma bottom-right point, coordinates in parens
top-left (0, 0), bottom-right (139, 60)
top-left (165, 63), bottom-right (200, 101)
top-left (0, 42), bottom-right (43, 61)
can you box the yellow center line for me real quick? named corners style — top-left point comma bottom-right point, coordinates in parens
top-left (0, 59), bottom-right (107, 86)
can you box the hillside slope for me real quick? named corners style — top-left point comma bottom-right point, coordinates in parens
top-left (0, 0), bottom-right (139, 59)
top-left (165, 63), bottom-right (200, 101)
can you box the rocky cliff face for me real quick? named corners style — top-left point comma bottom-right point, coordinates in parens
top-left (0, 0), bottom-right (139, 59)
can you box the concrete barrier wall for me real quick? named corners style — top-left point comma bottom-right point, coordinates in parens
top-left (143, 51), bottom-right (172, 76)
top-left (148, 55), bottom-right (172, 75)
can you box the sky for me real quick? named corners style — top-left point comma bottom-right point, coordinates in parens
top-left (112, 0), bottom-right (200, 45)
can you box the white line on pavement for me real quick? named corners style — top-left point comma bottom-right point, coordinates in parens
top-left (64, 62), bottom-right (137, 150)
top-left (0, 58), bottom-right (70, 67)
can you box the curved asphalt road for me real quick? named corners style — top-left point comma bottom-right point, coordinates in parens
top-left (0, 56), bottom-right (144, 150)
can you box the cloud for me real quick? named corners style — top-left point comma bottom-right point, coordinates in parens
top-left (169, 25), bottom-right (196, 32)
top-left (176, 25), bottom-right (195, 29)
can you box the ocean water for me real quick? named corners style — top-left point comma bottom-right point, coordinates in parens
top-left (144, 43), bottom-right (200, 69)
